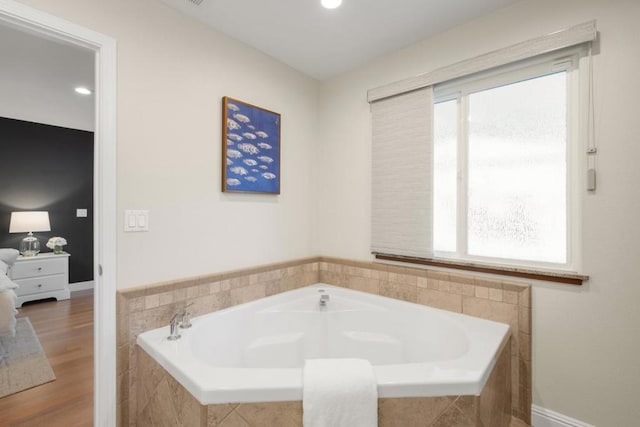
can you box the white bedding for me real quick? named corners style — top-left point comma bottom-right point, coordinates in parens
top-left (0, 249), bottom-right (20, 337)
top-left (0, 274), bottom-right (18, 292)
top-left (0, 289), bottom-right (17, 337)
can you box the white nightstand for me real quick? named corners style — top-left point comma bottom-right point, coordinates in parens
top-left (8, 252), bottom-right (71, 307)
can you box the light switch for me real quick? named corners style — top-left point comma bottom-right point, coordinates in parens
top-left (124, 210), bottom-right (136, 231)
top-left (137, 214), bottom-right (148, 230)
top-left (77, 209), bottom-right (88, 218)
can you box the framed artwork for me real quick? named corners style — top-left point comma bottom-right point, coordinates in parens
top-left (222, 97), bottom-right (281, 194)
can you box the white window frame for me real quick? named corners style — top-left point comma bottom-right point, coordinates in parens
top-left (432, 46), bottom-right (588, 273)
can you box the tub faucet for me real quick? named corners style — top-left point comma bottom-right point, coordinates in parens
top-left (179, 303), bottom-right (194, 329)
top-left (167, 313), bottom-right (181, 341)
top-left (319, 294), bottom-right (330, 307)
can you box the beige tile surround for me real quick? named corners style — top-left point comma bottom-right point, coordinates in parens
top-left (117, 256), bottom-right (531, 426)
top-left (136, 336), bottom-right (511, 427)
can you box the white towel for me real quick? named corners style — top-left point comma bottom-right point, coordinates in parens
top-left (303, 358), bottom-right (377, 427)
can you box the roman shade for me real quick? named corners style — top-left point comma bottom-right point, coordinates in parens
top-left (371, 88), bottom-right (433, 258)
top-left (369, 21), bottom-right (597, 258)
top-left (368, 21), bottom-right (596, 103)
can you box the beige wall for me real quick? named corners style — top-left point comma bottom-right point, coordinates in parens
top-left (315, 0), bottom-right (640, 425)
top-left (16, 0), bottom-right (320, 288)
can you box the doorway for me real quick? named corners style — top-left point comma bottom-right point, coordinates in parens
top-left (0, 1), bottom-right (116, 425)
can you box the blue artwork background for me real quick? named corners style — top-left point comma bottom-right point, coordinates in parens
top-left (224, 99), bottom-right (280, 193)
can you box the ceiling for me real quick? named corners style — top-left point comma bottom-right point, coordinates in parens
top-left (0, 0), bottom-right (521, 127)
top-left (0, 24), bottom-right (94, 131)
top-left (160, 0), bottom-right (520, 80)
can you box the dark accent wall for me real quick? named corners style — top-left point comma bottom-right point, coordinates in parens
top-left (0, 117), bottom-right (94, 283)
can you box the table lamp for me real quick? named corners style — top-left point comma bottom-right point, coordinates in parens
top-left (9, 211), bottom-right (51, 256)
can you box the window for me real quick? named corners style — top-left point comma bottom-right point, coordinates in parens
top-left (369, 23), bottom-right (595, 282)
top-left (432, 50), bottom-right (585, 270)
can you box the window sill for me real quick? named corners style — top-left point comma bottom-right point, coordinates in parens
top-left (373, 253), bottom-right (589, 285)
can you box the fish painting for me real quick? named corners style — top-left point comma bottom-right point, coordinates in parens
top-left (223, 96), bottom-right (280, 194)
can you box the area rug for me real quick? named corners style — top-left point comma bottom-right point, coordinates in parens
top-left (0, 317), bottom-right (56, 397)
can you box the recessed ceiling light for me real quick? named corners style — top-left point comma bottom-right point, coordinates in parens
top-left (75, 87), bottom-right (92, 95)
top-left (321, 0), bottom-right (342, 9)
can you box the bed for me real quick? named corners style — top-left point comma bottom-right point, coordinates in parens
top-left (0, 248), bottom-right (20, 337)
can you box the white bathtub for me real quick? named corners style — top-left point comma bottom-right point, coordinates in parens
top-left (137, 283), bottom-right (509, 405)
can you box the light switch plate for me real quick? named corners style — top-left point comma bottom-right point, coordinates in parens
top-left (77, 209), bottom-right (88, 218)
top-left (124, 210), bottom-right (149, 232)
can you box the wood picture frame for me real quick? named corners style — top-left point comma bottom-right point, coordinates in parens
top-left (222, 97), bottom-right (281, 194)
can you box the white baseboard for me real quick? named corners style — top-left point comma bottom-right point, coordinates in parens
top-left (532, 405), bottom-right (594, 427)
top-left (69, 280), bottom-right (95, 292)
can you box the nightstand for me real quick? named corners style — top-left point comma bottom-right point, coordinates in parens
top-left (8, 252), bottom-right (71, 307)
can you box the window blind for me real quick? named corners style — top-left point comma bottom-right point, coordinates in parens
top-left (370, 87), bottom-right (433, 258)
top-left (368, 21), bottom-right (596, 102)
top-left (368, 21), bottom-right (596, 259)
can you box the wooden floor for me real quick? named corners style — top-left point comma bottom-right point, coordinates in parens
top-left (0, 290), bottom-right (94, 427)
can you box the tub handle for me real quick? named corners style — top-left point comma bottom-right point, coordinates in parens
top-left (180, 303), bottom-right (194, 329)
top-left (167, 313), bottom-right (181, 341)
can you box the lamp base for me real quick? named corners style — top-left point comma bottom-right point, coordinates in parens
top-left (20, 234), bottom-right (40, 257)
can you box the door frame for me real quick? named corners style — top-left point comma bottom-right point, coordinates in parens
top-left (0, 1), bottom-right (117, 425)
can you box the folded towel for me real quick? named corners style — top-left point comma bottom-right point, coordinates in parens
top-left (303, 358), bottom-right (377, 427)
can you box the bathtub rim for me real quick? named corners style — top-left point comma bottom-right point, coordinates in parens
top-left (136, 283), bottom-right (510, 405)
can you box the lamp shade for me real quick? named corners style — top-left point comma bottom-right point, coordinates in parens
top-left (9, 211), bottom-right (51, 233)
